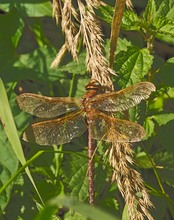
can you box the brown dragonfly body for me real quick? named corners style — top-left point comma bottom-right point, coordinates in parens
top-left (17, 80), bottom-right (155, 145)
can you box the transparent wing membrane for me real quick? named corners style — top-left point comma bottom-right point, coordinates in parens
top-left (17, 93), bottom-right (81, 118)
top-left (89, 111), bottom-right (146, 142)
top-left (91, 82), bottom-right (155, 112)
top-left (23, 111), bottom-right (87, 145)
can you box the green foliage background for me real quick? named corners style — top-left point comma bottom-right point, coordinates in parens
top-left (0, 0), bottom-right (174, 219)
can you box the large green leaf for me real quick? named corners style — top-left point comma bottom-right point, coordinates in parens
top-left (115, 46), bottom-right (153, 87)
top-left (1, 46), bottom-right (63, 83)
top-left (62, 153), bottom-right (88, 201)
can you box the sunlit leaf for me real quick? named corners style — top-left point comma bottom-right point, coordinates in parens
top-left (0, 1), bottom-right (52, 17)
top-left (115, 46), bottom-right (153, 87)
top-left (144, 117), bottom-right (155, 139)
top-left (152, 113), bottom-right (174, 126)
top-left (122, 10), bottom-right (140, 31)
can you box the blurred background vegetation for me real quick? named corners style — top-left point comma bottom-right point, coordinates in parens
top-left (0, 0), bottom-right (174, 219)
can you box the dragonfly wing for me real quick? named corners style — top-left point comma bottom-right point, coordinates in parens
top-left (91, 82), bottom-right (155, 112)
top-left (23, 111), bottom-right (87, 145)
top-left (17, 93), bottom-right (81, 118)
top-left (90, 111), bottom-right (146, 142)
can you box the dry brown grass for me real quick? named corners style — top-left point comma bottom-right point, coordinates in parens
top-left (106, 142), bottom-right (154, 220)
top-left (51, 0), bottom-right (115, 90)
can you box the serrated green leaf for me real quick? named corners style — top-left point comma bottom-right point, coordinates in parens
top-left (10, 46), bottom-right (61, 83)
top-left (62, 153), bottom-right (88, 201)
top-left (122, 10), bottom-right (140, 31)
top-left (97, 5), bottom-right (113, 24)
top-left (115, 46), bottom-right (153, 87)
top-left (142, 0), bottom-right (157, 23)
top-left (154, 17), bottom-right (174, 43)
top-left (59, 53), bottom-right (87, 75)
top-left (140, 0), bottom-right (174, 44)
top-left (152, 113), bottom-right (174, 126)
top-left (116, 38), bottom-right (132, 53)
top-left (155, 0), bottom-right (174, 20)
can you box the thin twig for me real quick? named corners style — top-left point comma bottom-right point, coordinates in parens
top-left (109, 0), bottom-right (127, 68)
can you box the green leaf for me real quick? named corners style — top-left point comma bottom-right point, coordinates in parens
top-left (140, 0), bottom-right (174, 44)
top-left (34, 204), bottom-right (58, 220)
top-left (154, 18), bottom-right (174, 43)
top-left (142, 0), bottom-right (157, 24)
top-left (122, 10), bottom-right (140, 31)
top-left (115, 46), bottom-right (153, 87)
top-left (152, 113), bottom-right (174, 126)
top-left (0, 1), bottom-right (52, 17)
top-left (97, 5), bottom-right (113, 24)
top-left (49, 195), bottom-right (117, 220)
top-left (62, 153), bottom-right (88, 201)
top-left (144, 117), bottom-right (155, 139)
top-left (59, 52), bottom-right (87, 75)
top-left (7, 46), bottom-right (61, 83)
top-left (155, 0), bottom-right (174, 20)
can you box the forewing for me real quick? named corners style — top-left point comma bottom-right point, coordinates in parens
top-left (91, 82), bottom-right (155, 112)
top-left (90, 111), bottom-right (146, 142)
top-left (17, 93), bottom-right (81, 118)
top-left (23, 111), bottom-right (87, 145)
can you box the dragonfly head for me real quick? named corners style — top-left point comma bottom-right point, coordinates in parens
top-left (85, 79), bottom-right (105, 92)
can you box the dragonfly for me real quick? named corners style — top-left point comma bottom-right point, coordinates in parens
top-left (17, 80), bottom-right (155, 146)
